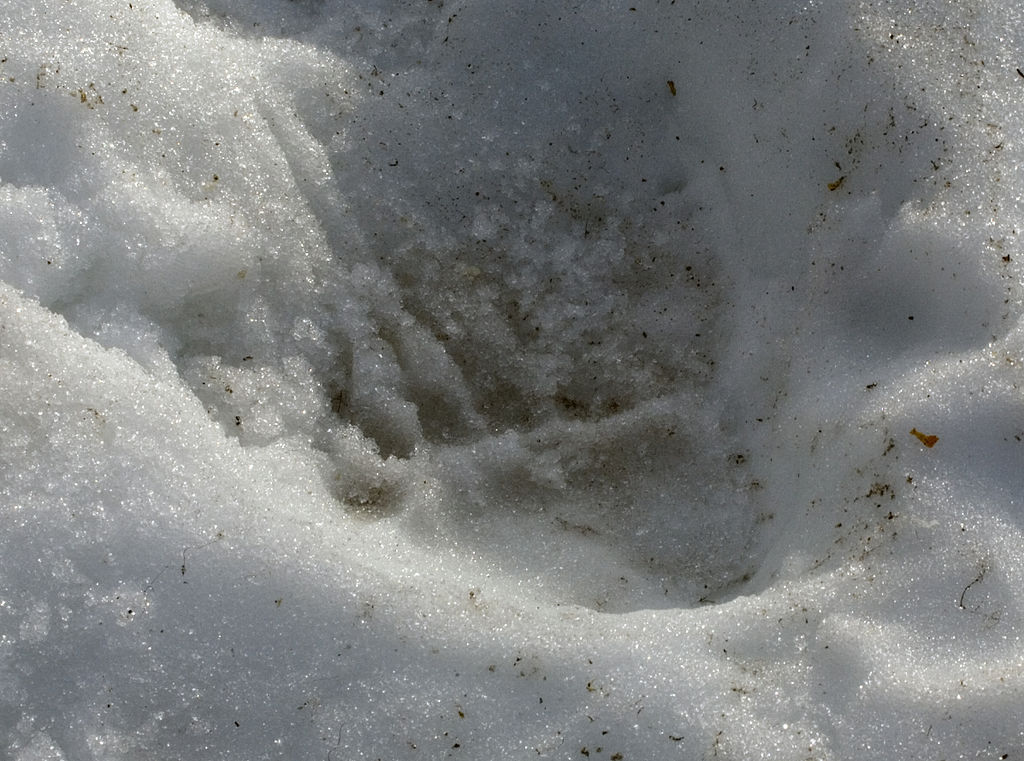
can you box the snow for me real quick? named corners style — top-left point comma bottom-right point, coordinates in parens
top-left (2, 0), bottom-right (1024, 758)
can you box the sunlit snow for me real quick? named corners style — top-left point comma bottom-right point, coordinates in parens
top-left (2, 1), bottom-right (1024, 759)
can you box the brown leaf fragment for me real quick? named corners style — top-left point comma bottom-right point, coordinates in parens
top-left (910, 428), bottom-right (939, 448)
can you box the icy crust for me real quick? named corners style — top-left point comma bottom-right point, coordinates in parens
top-left (6, 279), bottom-right (1021, 761)
top-left (2, 0), bottom-right (1024, 758)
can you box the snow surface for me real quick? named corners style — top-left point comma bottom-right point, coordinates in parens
top-left (2, 0), bottom-right (1024, 758)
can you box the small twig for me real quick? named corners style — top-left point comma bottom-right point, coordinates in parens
top-left (959, 565), bottom-right (987, 609)
top-left (180, 533), bottom-right (224, 580)
top-left (325, 723), bottom-right (344, 761)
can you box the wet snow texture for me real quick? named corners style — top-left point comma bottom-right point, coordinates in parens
top-left (2, 1), bottom-right (1024, 759)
